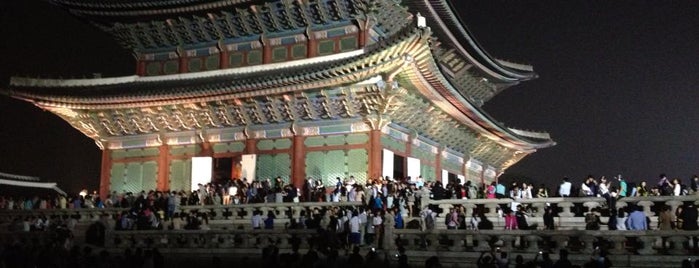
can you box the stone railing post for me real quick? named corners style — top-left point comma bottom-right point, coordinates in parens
top-left (498, 234), bottom-right (515, 252)
top-left (637, 235), bottom-right (659, 255)
top-left (607, 235), bottom-right (627, 255)
top-left (667, 235), bottom-right (688, 255)
top-left (483, 203), bottom-right (500, 218)
top-left (558, 202), bottom-right (574, 217)
top-left (579, 235), bottom-right (595, 254)
top-left (474, 234), bottom-right (491, 252)
top-left (525, 234), bottom-right (543, 253)
top-left (666, 200), bottom-right (683, 217)
top-left (551, 235), bottom-right (569, 252)
top-left (637, 200), bottom-right (655, 216)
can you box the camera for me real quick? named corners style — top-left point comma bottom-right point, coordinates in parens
top-left (538, 251), bottom-right (543, 255)
top-left (371, 247), bottom-right (376, 252)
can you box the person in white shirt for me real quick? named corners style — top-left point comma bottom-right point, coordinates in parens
top-left (559, 178), bottom-right (572, 197)
top-left (349, 212), bottom-right (361, 246)
top-left (251, 210), bottom-right (262, 229)
top-left (372, 211), bottom-right (383, 247)
top-left (521, 183), bottom-right (533, 199)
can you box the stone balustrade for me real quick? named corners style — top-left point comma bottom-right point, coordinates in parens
top-left (393, 229), bottom-right (699, 256)
top-left (1, 196), bottom-right (698, 231)
top-left (423, 196), bottom-right (699, 230)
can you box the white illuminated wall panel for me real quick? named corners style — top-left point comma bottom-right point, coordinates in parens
top-left (191, 157), bottom-right (212, 190)
top-left (407, 157), bottom-right (420, 181)
top-left (241, 154), bottom-right (257, 181)
top-left (382, 149), bottom-right (394, 179)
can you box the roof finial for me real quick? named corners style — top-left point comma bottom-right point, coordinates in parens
top-left (416, 12), bottom-right (427, 28)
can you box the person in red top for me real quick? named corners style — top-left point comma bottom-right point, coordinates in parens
top-left (504, 208), bottom-right (518, 230)
top-left (486, 182), bottom-right (496, 199)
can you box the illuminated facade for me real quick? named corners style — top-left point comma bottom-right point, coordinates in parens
top-left (4, 0), bottom-right (554, 196)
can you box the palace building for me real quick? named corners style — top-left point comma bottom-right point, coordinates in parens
top-left (4, 0), bottom-right (554, 197)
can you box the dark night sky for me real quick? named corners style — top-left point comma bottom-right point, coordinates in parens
top-left (0, 0), bottom-right (698, 194)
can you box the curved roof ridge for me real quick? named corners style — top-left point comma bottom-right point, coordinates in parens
top-left (9, 49), bottom-right (366, 88)
top-left (408, 0), bottom-right (535, 82)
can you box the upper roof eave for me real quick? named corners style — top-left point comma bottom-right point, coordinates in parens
top-left (406, 0), bottom-right (536, 82)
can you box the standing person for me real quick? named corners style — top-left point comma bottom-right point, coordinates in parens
top-left (681, 202), bottom-right (699, 252)
top-left (626, 205), bottom-right (647, 230)
top-left (495, 182), bottom-right (506, 199)
top-left (543, 206), bottom-right (555, 230)
top-left (504, 208), bottom-right (518, 230)
top-left (486, 182), bottom-right (496, 199)
top-left (673, 178), bottom-right (683, 196)
top-left (559, 177), bottom-right (572, 197)
top-left (349, 211), bottom-right (361, 247)
top-left (372, 211), bottom-right (383, 248)
top-left (658, 205), bottom-right (675, 230)
top-left (617, 175), bottom-right (627, 198)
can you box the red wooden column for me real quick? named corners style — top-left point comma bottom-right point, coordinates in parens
top-left (177, 47), bottom-right (188, 73)
top-left (291, 135), bottom-right (306, 189)
top-left (218, 41), bottom-right (229, 69)
top-left (367, 129), bottom-right (382, 181)
top-left (99, 148), bottom-right (112, 199)
top-left (136, 60), bottom-right (146, 76)
top-left (357, 20), bottom-right (368, 48)
top-left (435, 149), bottom-right (442, 183)
top-left (157, 144), bottom-right (170, 192)
top-left (261, 36), bottom-right (272, 64)
top-left (245, 138), bottom-right (257, 154)
top-left (306, 28), bottom-right (317, 58)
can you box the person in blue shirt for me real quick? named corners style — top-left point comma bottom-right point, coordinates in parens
top-left (495, 182), bottom-right (507, 198)
top-left (626, 205), bottom-right (647, 230)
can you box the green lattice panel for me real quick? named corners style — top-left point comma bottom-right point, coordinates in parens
top-left (305, 150), bottom-right (347, 186)
top-left (291, 44), bottom-right (306, 59)
top-left (319, 125), bottom-right (350, 134)
top-left (229, 52), bottom-right (243, 67)
top-left (346, 133), bottom-right (369, 145)
top-left (141, 161), bottom-right (158, 191)
top-left (145, 62), bottom-right (161, 76)
top-left (247, 50), bottom-right (262, 65)
top-left (410, 147), bottom-right (435, 164)
top-left (272, 46), bottom-right (287, 62)
top-left (109, 163), bottom-right (126, 193)
top-left (347, 149), bottom-right (368, 184)
top-left (467, 170), bottom-right (481, 184)
top-left (381, 136), bottom-right (406, 153)
top-left (304, 136), bottom-right (326, 147)
top-left (274, 138), bottom-right (292, 149)
top-left (188, 58), bottom-right (202, 72)
top-left (305, 152), bottom-right (325, 182)
top-left (324, 150), bottom-right (346, 185)
top-left (212, 141), bottom-right (245, 153)
top-left (257, 140), bottom-right (273, 151)
top-left (441, 156), bottom-right (462, 174)
top-left (325, 135), bottom-right (345, 146)
top-left (318, 40), bottom-right (335, 55)
top-left (163, 60), bottom-right (178, 74)
top-left (170, 145), bottom-right (199, 156)
top-left (421, 164), bottom-right (436, 181)
top-left (339, 36), bottom-right (358, 52)
top-left (169, 159), bottom-right (192, 192)
top-left (205, 55), bottom-right (220, 70)
top-left (256, 154), bottom-right (291, 183)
